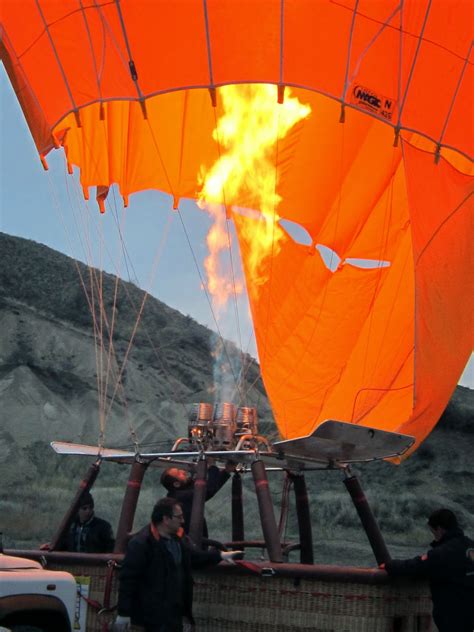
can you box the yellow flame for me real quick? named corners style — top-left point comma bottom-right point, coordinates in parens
top-left (199, 84), bottom-right (311, 306)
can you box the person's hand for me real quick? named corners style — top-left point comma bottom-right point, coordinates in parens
top-left (183, 618), bottom-right (196, 632)
top-left (220, 550), bottom-right (243, 564)
top-left (111, 615), bottom-right (131, 631)
top-left (225, 460), bottom-right (237, 473)
top-left (379, 563), bottom-right (386, 570)
top-left (39, 543), bottom-right (51, 551)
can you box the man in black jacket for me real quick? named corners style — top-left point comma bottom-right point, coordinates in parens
top-left (113, 497), bottom-right (240, 632)
top-left (161, 460), bottom-right (235, 539)
top-left (382, 509), bottom-right (474, 632)
top-left (57, 492), bottom-right (115, 553)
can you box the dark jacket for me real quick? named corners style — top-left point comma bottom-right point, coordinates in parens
top-left (58, 515), bottom-right (115, 553)
top-left (385, 527), bottom-right (474, 632)
top-left (117, 524), bottom-right (221, 628)
top-left (167, 465), bottom-right (230, 537)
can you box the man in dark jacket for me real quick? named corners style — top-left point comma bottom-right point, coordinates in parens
top-left (161, 460), bottom-right (235, 538)
top-left (113, 497), bottom-right (240, 632)
top-left (57, 492), bottom-right (115, 553)
top-left (382, 509), bottom-right (474, 632)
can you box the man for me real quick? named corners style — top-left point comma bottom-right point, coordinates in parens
top-left (113, 497), bottom-right (241, 632)
top-left (161, 460), bottom-right (235, 538)
top-left (381, 508), bottom-right (474, 632)
top-left (57, 492), bottom-right (115, 553)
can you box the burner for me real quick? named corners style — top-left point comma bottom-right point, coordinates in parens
top-left (185, 402), bottom-right (259, 451)
top-left (188, 402), bottom-right (213, 443)
top-left (236, 406), bottom-right (258, 436)
top-left (211, 402), bottom-right (237, 449)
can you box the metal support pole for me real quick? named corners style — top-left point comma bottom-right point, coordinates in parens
top-left (231, 472), bottom-right (244, 543)
top-left (49, 460), bottom-right (101, 551)
top-left (251, 459), bottom-right (283, 563)
top-left (343, 471), bottom-right (391, 565)
top-left (188, 457), bottom-right (208, 548)
top-left (114, 460), bottom-right (149, 553)
top-left (277, 473), bottom-right (292, 539)
top-left (291, 473), bottom-right (314, 564)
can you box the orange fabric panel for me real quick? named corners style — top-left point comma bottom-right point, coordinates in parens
top-left (317, 162), bottom-right (416, 434)
top-left (2, 0), bottom-right (472, 157)
top-left (1, 0), bottom-right (73, 132)
top-left (401, 37), bottom-right (471, 153)
top-left (344, 0), bottom-right (405, 110)
top-left (0, 33), bottom-right (53, 154)
top-left (234, 212), bottom-right (415, 439)
top-left (399, 142), bottom-right (473, 448)
top-left (208, 0), bottom-right (281, 84)
top-left (234, 123), bottom-right (416, 439)
top-left (315, 229), bottom-right (415, 433)
top-left (121, 1), bottom-right (210, 93)
top-left (72, 2), bottom-right (135, 100)
top-left (275, 91), bottom-right (401, 241)
top-left (444, 43), bottom-right (474, 158)
top-left (385, 0), bottom-right (468, 153)
top-left (60, 91), bottom-right (221, 201)
top-left (284, 0), bottom-right (353, 96)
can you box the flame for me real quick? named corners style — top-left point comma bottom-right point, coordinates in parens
top-left (202, 205), bottom-right (244, 310)
top-left (199, 84), bottom-right (311, 304)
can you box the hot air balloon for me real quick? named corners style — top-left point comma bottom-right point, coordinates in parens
top-left (2, 0), bottom-right (471, 453)
top-left (1, 2), bottom-right (472, 629)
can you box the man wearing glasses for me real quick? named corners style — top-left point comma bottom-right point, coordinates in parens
top-left (113, 497), bottom-right (241, 632)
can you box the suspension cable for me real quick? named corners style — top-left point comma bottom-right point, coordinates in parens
top-left (209, 103), bottom-right (247, 403)
top-left (176, 208), bottom-right (243, 400)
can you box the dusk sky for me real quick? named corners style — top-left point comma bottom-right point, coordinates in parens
top-left (1, 66), bottom-right (472, 388)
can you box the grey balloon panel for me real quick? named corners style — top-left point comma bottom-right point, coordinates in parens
top-left (273, 420), bottom-right (415, 464)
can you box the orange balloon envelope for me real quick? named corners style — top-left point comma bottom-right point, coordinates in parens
top-left (1, 0), bottom-right (472, 454)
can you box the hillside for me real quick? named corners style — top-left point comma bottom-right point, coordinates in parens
top-left (0, 231), bottom-right (271, 449)
top-left (0, 232), bottom-right (472, 565)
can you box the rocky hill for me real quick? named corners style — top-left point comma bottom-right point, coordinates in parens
top-left (0, 231), bottom-right (271, 451)
top-left (0, 232), bottom-right (472, 565)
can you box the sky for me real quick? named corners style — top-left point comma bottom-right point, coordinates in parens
top-left (0, 67), bottom-right (255, 358)
top-left (0, 66), bottom-right (472, 388)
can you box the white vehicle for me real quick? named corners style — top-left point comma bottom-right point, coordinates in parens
top-left (0, 554), bottom-right (76, 632)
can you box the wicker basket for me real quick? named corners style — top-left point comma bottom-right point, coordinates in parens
top-left (45, 560), bottom-right (432, 632)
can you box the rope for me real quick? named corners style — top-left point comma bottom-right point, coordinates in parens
top-left (279, 0), bottom-right (285, 87)
top-left (214, 103), bottom-right (244, 380)
top-left (78, 0), bottom-right (104, 113)
top-left (278, 473), bottom-right (292, 539)
top-left (113, 0), bottom-right (146, 112)
top-left (249, 93), bottom-right (284, 427)
top-left (340, 0), bottom-right (360, 113)
top-left (34, 0), bottom-right (81, 126)
top-left (396, 0), bottom-right (433, 131)
top-left (202, 0), bottom-right (215, 89)
top-left (435, 40), bottom-right (473, 157)
top-left (177, 208), bottom-right (242, 394)
top-left (346, 3), bottom-right (402, 91)
top-left (209, 103), bottom-right (247, 403)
